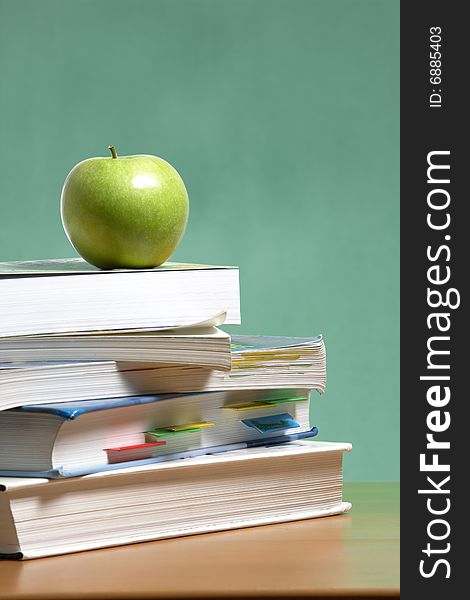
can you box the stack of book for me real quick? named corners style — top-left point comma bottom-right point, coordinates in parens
top-left (0, 258), bottom-right (351, 559)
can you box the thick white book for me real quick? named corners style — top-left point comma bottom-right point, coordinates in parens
top-left (0, 388), bottom-right (315, 477)
top-left (0, 335), bottom-right (326, 411)
top-left (0, 258), bottom-right (240, 337)
top-left (0, 441), bottom-right (352, 560)
top-left (0, 326), bottom-right (231, 368)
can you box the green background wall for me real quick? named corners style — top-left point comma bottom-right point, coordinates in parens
top-left (0, 0), bottom-right (399, 480)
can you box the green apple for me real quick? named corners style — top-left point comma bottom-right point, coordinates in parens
top-left (60, 146), bottom-right (189, 269)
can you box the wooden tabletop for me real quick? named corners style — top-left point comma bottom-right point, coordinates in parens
top-left (0, 482), bottom-right (399, 599)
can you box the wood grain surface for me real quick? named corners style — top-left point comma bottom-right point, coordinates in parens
top-left (0, 482), bottom-right (399, 599)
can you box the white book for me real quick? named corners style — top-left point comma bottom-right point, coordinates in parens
top-left (0, 326), bottom-right (231, 369)
top-left (0, 441), bottom-right (352, 560)
top-left (0, 258), bottom-right (240, 337)
top-left (0, 335), bottom-right (326, 411)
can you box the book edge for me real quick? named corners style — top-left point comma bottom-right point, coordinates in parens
top-left (6, 502), bottom-right (352, 560)
top-left (0, 441), bottom-right (351, 487)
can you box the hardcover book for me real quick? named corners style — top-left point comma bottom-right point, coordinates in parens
top-left (0, 388), bottom-right (317, 477)
top-left (0, 258), bottom-right (240, 337)
top-left (0, 441), bottom-right (352, 560)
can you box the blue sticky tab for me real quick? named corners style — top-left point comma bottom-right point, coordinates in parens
top-left (241, 413), bottom-right (300, 433)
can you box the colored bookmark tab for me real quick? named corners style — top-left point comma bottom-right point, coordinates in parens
top-left (223, 400), bottom-right (273, 411)
top-left (104, 441), bottom-right (166, 464)
top-left (146, 422), bottom-right (215, 439)
top-left (241, 413), bottom-right (300, 433)
top-left (223, 396), bottom-right (308, 411)
top-left (263, 395), bottom-right (308, 405)
top-left (169, 422), bottom-right (214, 432)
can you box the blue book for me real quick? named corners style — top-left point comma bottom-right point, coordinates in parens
top-left (0, 389), bottom-right (318, 478)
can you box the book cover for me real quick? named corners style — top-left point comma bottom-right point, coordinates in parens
top-left (0, 257), bottom-right (237, 276)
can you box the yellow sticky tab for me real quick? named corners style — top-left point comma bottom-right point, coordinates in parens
top-left (169, 422), bottom-right (215, 432)
top-left (222, 401), bottom-right (273, 411)
top-left (223, 396), bottom-right (309, 411)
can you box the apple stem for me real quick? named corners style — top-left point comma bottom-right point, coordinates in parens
top-left (108, 145), bottom-right (117, 159)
